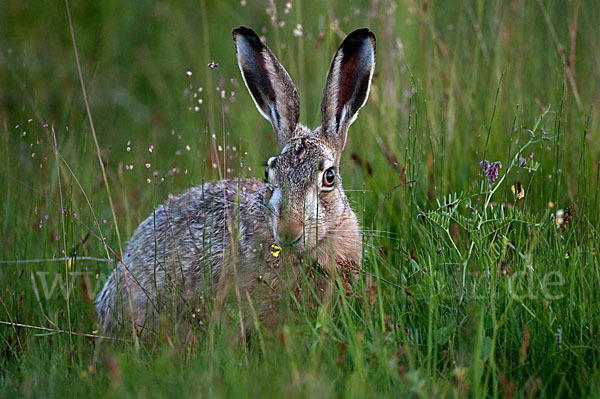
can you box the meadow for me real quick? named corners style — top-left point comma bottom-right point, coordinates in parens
top-left (1, 0), bottom-right (599, 397)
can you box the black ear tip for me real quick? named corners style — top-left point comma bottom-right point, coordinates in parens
top-left (343, 28), bottom-right (376, 48)
top-left (232, 26), bottom-right (263, 47)
top-left (233, 26), bottom-right (251, 36)
top-left (352, 27), bottom-right (375, 37)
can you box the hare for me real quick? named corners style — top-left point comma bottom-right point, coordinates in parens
top-left (95, 26), bottom-right (376, 335)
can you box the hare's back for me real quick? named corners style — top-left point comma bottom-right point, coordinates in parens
top-left (95, 179), bottom-right (266, 333)
top-left (121, 179), bottom-right (266, 278)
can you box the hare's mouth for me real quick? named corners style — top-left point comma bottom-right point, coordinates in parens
top-left (276, 234), bottom-right (303, 249)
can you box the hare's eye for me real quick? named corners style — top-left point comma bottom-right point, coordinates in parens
top-left (323, 168), bottom-right (335, 187)
top-left (264, 166), bottom-right (269, 182)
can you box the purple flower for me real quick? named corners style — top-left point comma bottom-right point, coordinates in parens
top-left (480, 160), bottom-right (502, 185)
top-left (519, 157), bottom-right (527, 167)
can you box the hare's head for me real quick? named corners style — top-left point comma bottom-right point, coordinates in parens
top-left (233, 26), bottom-right (375, 250)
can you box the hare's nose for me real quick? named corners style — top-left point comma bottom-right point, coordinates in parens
top-left (277, 219), bottom-right (303, 246)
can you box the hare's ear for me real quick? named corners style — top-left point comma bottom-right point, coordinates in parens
top-left (320, 28), bottom-right (375, 154)
top-left (233, 26), bottom-right (300, 148)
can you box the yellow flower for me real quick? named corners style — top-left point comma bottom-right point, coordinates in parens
top-left (511, 184), bottom-right (525, 200)
top-left (270, 244), bottom-right (281, 258)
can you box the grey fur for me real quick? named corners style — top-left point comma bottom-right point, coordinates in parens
top-left (95, 27), bottom-right (376, 335)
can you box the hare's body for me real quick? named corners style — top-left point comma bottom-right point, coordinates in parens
top-left (97, 174), bottom-right (361, 333)
top-left (96, 26), bottom-right (375, 334)
top-left (96, 179), bottom-right (269, 333)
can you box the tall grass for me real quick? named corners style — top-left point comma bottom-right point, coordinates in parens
top-left (1, 0), bottom-right (599, 397)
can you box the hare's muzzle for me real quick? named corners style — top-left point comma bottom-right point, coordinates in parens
top-left (276, 218), bottom-right (304, 247)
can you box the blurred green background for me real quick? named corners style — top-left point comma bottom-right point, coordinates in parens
top-left (1, 0), bottom-right (600, 397)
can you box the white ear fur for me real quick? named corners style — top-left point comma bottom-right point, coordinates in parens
top-left (320, 28), bottom-right (376, 154)
top-left (233, 26), bottom-right (300, 148)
